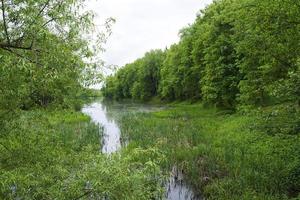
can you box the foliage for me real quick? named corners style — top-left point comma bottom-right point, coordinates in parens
top-left (120, 103), bottom-right (300, 199)
top-left (233, 0), bottom-right (300, 106)
top-left (199, 1), bottom-right (240, 108)
top-left (2, 0), bottom-right (300, 199)
top-left (0, 0), bottom-right (111, 111)
top-left (103, 0), bottom-right (300, 109)
top-left (102, 50), bottom-right (165, 101)
top-left (0, 110), bottom-right (165, 199)
top-left (251, 104), bottom-right (300, 136)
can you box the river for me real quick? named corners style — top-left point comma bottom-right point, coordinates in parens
top-left (82, 100), bottom-right (199, 200)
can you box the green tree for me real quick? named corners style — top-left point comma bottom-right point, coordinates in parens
top-left (234, 0), bottom-right (300, 106)
top-left (159, 44), bottom-right (180, 100)
top-left (0, 0), bottom-right (110, 110)
top-left (135, 50), bottom-right (165, 101)
top-left (200, 1), bottom-right (240, 108)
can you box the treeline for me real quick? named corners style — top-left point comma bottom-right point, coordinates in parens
top-left (102, 0), bottom-right (300, 109)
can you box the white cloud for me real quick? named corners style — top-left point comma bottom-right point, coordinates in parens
top-left (86, 0), bottom-right (213, 67)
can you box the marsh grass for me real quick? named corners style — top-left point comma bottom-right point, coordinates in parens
top-left (119, 103), bottom-right (300, 199)
top-left (0, 109), bottom-right (165, 199)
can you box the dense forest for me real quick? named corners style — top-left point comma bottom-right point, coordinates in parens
top-left (102, 0), bottom-right (300, 109)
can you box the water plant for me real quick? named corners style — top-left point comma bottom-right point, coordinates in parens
top-left (119, 103), bottom-right (300, 199)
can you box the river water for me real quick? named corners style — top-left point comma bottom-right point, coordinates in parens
top-left (82, 102), bottom-right (121, 153)
top-left (82, 100), bottom-right (199, 200)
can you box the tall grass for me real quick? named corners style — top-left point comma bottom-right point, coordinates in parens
top-left (119, 103), bottom-right (300, 199)
top-left (0, 109), bottom-right (165, 199)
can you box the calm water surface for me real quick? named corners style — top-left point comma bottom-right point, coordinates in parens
top-left (82, 100), bottom-right (199, 200)
top-left (82, 102), bottom-right (121, 153)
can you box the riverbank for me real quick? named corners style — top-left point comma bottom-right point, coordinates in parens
top-left (120, 103), bottom-right (300, 199)
top-left (0, 109), bottom-right (164, 199)
top-left (1, 102), bottom-right (299, 199)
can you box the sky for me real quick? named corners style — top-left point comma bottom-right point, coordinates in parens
top-left (86, 0), bottom-right (213, 68)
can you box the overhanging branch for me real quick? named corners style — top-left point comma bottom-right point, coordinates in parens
top-left (0, 43), bottom-right (32, 50)
top-left (1, 47), bottom-right (42, 67)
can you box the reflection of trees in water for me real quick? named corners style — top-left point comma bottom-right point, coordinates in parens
top-left (100, 102), bottom-right (123, 123)
top-left (100, 100), bottom-right (164, 124)
top-left (97, 100), bottom-right (165, 149)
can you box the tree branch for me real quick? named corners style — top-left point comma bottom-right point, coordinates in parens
top-left (41, 0), bottom-right (65, 28)
top-left (1, 0), bottom-right (10, 44)
top-left (38, 0), bottom-right (51, 18)
top-left (10, 0), bottom-right (51, 49)
top-left (9, 0), bottom-right (60, 50)
top-left (42, 17), bottom-right (59, 28)
top-left (1, 47), bottom-right (42, 67)
top-left (0, 43), bottom-right (32, 50)
top-left (27, 0), bottom-right (51, 29)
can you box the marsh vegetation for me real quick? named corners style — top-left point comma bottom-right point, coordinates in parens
top-left (1, 0), bottom-right (300, 199)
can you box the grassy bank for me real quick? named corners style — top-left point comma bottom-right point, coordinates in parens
top-left (120, 103), bottom-right (300, 199)
top-left (0, 109), bottom-right (164, 199)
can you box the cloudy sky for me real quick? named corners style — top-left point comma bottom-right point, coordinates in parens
top-left (87, 0), bottom-right (213, 68)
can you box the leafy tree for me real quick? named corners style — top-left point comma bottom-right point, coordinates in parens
top-left (135, 50), bottom-right (165, 100)
top-left (234, 0), bottom-right (300, 106)
top-left (200, 1), bottom-right (240, 108)
top-left (103, 50), bottom-right (165, 101)
top-left (158, 44), bottom-right (181, 100)
top-left (0, 0), bottom-right (110, 110)
top-left (178, 26), bottom-right (201, 100)
top-left (103, 0), bottom-right (300, 110)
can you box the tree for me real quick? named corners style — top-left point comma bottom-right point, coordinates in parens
top-left (103, 50), bottom-right (165, 101)
top-left (200, 0), bottom-right (240, 108)
top-left (159, 44), bottom-right (180, 100)
top-left (136, 50), bottom-right (165, 100)
top-left (0, 0), bottom-right (111, 110)
top-left (234, 0), bottom-right (300, 106)
top-left (103, 0), bottom-right (300, 109)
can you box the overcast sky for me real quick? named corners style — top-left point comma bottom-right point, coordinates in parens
top-left (87, 0), bottom-right (213, 68)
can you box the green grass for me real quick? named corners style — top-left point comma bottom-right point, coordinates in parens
top-left (120, 103), bottom-right (300, 199)
top-left (0, 109), bottom-right (165, 199)
top-left (1, 103), bottom-right (298, 199)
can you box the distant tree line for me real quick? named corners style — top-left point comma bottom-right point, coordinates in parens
top-left (102, 0), bottom-right (300, 109)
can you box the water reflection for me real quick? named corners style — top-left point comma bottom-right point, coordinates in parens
top-left (82, 100), bottom-right (199, 200)
top-left (166, 166), bottom-right (199, 200)
top-left (82, 102), bottom-right (121, 154)
top-left (82, 101), bottom-right (163, 153)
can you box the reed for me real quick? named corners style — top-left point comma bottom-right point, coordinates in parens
top-left (119, 103), bottom-right (300, 199)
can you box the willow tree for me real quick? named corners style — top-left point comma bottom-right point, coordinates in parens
top-left (0, 0), bottom-right (112, 110)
